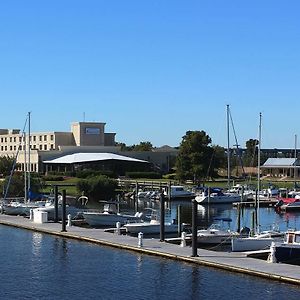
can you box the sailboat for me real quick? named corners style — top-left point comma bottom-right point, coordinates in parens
top-left (195, 105), bottom-right (241, 204)
top-left (2, 112), bottom-right (49, 216)
top-left (231, 113), bottom-right (284, 252)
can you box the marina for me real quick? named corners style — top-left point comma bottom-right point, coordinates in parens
top-left (0, 212), bottom-right (300, 286)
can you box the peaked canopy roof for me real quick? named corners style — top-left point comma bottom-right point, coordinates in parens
top-left (43, 152), bottom-right (148, 164)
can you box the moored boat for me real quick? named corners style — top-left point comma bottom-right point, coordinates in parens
top-left (272, 230), bottom-right (300, 265)
top-left (82, 204), bottom-right (143, 227)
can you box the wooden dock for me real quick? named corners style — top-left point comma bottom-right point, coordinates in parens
top-left (232, 199), bottom-right (278, 208)
top-left (0, 214), bottom-right (299, 286)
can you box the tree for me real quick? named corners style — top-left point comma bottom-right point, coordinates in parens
top-left (132, 141), bottom-right (153, 151)
top-left (116, 141), bottom-right (153, 151)
top-left (0, 156), bottom-right (17, 176)
top-left (76, 175), bottom-right (118, 201)
top-left (207, 145), bottom-right (227, 178)
top-left (175, 130), bottom-right (213, 183)
top-left (244, 139), bottom-right (259, 167)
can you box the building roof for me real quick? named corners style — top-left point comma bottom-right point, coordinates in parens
top-left (43, 152), bottom-right (148, 164)
top-left (262, 158), bottom-right (298, 168)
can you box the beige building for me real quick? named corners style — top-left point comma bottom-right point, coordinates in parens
top-left (0, 122), bottom-right (116, 173)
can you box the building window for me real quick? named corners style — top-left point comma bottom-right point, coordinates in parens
top-left (39, 136), bottom-right (42, 141)
top-left (5, 146), bottom-right (7, 151)
top-left (39, 145), bottom-right (42, 150)
top-left (50, 135), bottom-right (54, 141)
top-left (14, 146), bottom-right (16, 151)
top-left (44, 135), bottom-right (47, 141)
top-left (10, 146), bottom-right (12, 151)
top-left (1, 146), bottom-right (3, 151)
top-left (44, 145), bottom-right (47, 150)
top-left (33, 136), bottom-right (36, 142)
top-left (1, 138), bottom-right (3, 143)
top-left (10, 137), bottom-right (12, 142)
top-left (4, 138), bottom-right (7, 142)
top-left (14, 137), bottom-right (16, 142)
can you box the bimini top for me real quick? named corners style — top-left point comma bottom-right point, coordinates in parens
top-left (43, 152), bottom-right (148, 164)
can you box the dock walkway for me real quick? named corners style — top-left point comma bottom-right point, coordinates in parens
top-left (0, 214), bottom-right (299, 286)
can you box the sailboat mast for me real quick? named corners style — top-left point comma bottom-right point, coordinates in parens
top-left (24, 130), bottom-right (27, 202)
top-left (295, 134), bottom-right (297, 188)
top-left (257, 112), bottom-right (262, 234)
top-left (227, 104), bottom-right (230, 189)
top-left (28, 111), bottom-right (31, 201)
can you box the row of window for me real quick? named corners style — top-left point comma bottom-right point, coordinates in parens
top-left (0, 144), bottom-right (55, 151)
top-left (0, 134), bottom-right (54, 143)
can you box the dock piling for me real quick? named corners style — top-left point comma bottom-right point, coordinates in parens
top-left (61, 189), bottom-right (67, 232)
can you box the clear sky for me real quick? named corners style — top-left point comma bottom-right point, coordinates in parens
top-left (1, 1), bottom-right (300, 149)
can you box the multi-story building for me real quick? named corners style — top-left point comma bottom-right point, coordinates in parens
top-left (0, 122), bottom-right (117, 173)
top-left (0, 121), bottom-right (178, 174)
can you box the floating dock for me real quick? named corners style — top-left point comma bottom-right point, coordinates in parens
top-left (0, 214), bottom-right (299, 286)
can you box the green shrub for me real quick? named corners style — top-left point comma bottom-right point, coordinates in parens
top-left (76, 175), bottom-right (118, 201)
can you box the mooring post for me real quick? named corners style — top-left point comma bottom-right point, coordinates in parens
top-left (191, 199), bottom-right (198, 257)
top-left (237, 203), bottom-right (241, 233)
top-left (54, 185), bottom-right (59, 223)
top-left (61, 189), bottom-right (67, 232)
top-left (160, 192), bottom-right (165, 242)
top-left (177, 205), bottom-right (182, 237)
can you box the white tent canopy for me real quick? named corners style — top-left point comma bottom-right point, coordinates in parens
top-left (43, 152), bottom-right (148, 164)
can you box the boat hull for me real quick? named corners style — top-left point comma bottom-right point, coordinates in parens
top-left (195, 194), bottom-right (241, 204)
top-left (124, 222), bottom-right (178, 234)
top-left (275, 244), bottom-right (300, 265)
top-left (83, 212), bottom-right (139, 227)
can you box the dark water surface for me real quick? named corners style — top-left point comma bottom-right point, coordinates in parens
top-left (1, 225), bottom-right (300, 300)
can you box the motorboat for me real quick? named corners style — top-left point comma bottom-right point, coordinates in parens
top-left (82, 204), bottom-right (143, 227)
top-left (272, 230), bottom-right (300, 265)
top-left (187, 217), bottom-right (240, 245)
top-left (231, 229), bottom-right (284, 252)
top-left (274, 191), bottom-right (300, 211)
top-left (195, 187), bottom-right (241, 204)
top-left (124, 219), bottom-right (179, 234)
top-left (165, 185), bottom-right (195, 200)
top-left (227, 184), bottom-right (255, 200)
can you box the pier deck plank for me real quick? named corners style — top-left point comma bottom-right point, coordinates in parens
top-left (0, 214), bottom-right (299, 285)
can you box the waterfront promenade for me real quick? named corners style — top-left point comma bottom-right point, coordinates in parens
top-left (0, 214), bottom-right (299, 286)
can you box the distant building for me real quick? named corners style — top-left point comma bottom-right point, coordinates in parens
top-left (0, 121), bottom-right (177, 174)
top-left (0, 121), bottom-right (117, 173)
top-left (261, 158), bottom-right (300, 178)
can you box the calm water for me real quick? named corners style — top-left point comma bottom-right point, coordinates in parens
top-left (119, 198), bottom-right (300, 233)
top-left (1, 223), bottom-right (300, 299)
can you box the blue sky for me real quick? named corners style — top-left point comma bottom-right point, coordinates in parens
top-left (1, 1), bottom-right (300, 149)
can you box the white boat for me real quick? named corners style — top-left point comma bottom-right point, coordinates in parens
top-left (195, 188), bottom-right (241, 204)
top-left (272, 230), bottom-right (300, 265)
top-left (124, 219), bottom-right (178, 234)
top-left (82, 204), bottom-right (142, 227)
top-left (231, 230), bottom-right (284, 252)
top-left (186, 217), bottom-right (240, 245)
top-left (2, 201), bottom-right (45, 216)
top-left (228, 184), bottom-right (255, 200)
top-left (165, 186), bottom-right (195, 200)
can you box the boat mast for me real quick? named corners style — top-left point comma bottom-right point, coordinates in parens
top-left (227, 104), bottom-right (230, 189)
top-left (27, 111), bottom-right (31, 202)
top-left (257, 112), bottom-right (262, 234)
top-left (24, 129), bottom-right (27, 202)
top-left (295, 134), bottom-right (297, 189)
